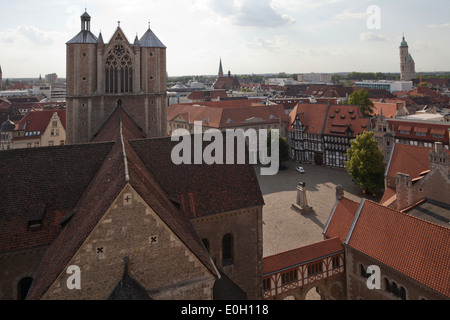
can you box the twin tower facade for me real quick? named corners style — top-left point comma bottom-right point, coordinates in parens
top-left (66, 11), bottom-right (167, 144)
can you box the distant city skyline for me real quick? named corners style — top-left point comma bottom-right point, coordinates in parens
top-left (0, 0), bottom-right (449, 78)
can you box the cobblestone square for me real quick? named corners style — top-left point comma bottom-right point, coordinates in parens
top-left (256, 161), bottom-right (381, 258)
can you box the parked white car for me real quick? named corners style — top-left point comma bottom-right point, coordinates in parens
top-left (296, 166), bottom-right (305, 174)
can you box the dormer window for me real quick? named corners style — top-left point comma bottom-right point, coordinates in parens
top-left (27, 203), bottom-right (45, 229)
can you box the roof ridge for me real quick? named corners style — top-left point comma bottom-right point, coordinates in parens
top-left (119, 111), bottom-right (130, 182)
top-left (344, 198), bottom-right (366, 245)
top-left (263, 236), bottom-right (341, 260)
top-left (365, 198), bottom-right (450, 230)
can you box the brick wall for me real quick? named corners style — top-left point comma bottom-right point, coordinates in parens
top-left (0, 247), bottom-right (47, 300)
top-left (191, 206), bottom-right (264, 300)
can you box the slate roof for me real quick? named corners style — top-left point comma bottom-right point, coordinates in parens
top-left (0, 142), bottom-right (114, 254)
top-left (66, 30), bottom-right (98, 44)
top-left (130, 137), bottom-right (265, 218)
top-left (139, 27), bottom-right (166, 48)
top-left (18, 104), bottom-right (266, 299)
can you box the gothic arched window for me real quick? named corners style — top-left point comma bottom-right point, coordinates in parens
top-left (105, 44), bottom-right (133, 94)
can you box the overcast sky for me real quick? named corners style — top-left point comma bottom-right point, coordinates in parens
top-left (1, 0), bottom-right (449, 78)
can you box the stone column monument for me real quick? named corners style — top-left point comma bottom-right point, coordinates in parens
top-left (292, 182), bottom-right (313, 214)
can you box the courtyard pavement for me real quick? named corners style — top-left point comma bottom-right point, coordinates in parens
top-left (255, 161), bottom-right (381, 258)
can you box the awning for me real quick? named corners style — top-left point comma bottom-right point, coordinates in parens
top-left (398, 125), bottom-right (411, 132)
top-left (414, 127), bottom-right (428, 134)
top-left (431, 128), bottom-right (446, 135)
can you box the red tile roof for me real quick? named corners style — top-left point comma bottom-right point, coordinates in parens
top-left (288, 103), bottom-right (328, 134)
top-left (346, 199), bottom-right (450, 297)
top-left (372, 102), bottom-right (399, 118)
top-left (379, 186), bottom-right (397, 208)
top-left (15, 109), bottom-right (66, 139)
top-left (389, 120), bottom-right (450, 144)
top-left (168, 101), bottom-right (287, 129)
top-left (385, 144), bottom-right (443, 181)
top-left (213, 75), bottom-right (240, 90)
top-left (288, 103), bottom-right (370, 136)
top-left (188, 90), bottom-right (228, 101)
top-left (323, 104), bottom-right (369, 136)
top-left (263, 237), bottom-right (343, 275)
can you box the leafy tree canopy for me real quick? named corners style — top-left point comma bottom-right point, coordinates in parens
top-left (345, 88), bottom-right (374, 117)
top-left (344, 131), bottom-right (385, 196)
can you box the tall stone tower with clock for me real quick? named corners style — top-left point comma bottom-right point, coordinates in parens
top-left (66, 11), bottom-right (167, 144)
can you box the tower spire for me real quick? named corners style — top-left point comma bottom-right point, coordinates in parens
top-left (218, 57), bottom-right (224, 77)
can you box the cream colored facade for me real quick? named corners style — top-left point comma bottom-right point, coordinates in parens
top-left (11, 112), bottom-right (66, 149)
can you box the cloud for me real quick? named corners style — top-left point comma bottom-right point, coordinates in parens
top-left (246, 36), bottom-right (290, 50)
top-left (428, 22), bottom-right (450, 28)
top-left (359, 32), bottom-right (386, 42)
top-left (0, 25), bottom-right (67, 46)
top-left (336, 10), bottom-right (369, 20)
top-left (209, 0), bottom-right (295, 28)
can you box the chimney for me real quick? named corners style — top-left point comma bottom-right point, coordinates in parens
top-left (395, 172), bottom-right (413, 211)
top-left (435, 141), bottom-right (443, 154)
top-left (336, 185), bottom-right (344, 200)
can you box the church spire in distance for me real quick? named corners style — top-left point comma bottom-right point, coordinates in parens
top-left (218, 58), bottom-right (224, 77)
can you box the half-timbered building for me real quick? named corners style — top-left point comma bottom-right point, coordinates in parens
top-left (288, 103), bottom-right (370, 168)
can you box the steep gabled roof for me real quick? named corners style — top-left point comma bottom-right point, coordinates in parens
top-left (288, 103), bottom-right (329, 135)
top-left (0, 142), bottom-right (114, 254)
top-left (26, 106), bottom-right (220, 299)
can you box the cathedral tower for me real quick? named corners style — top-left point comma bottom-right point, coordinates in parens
top-left (66, 11), bottom-right (167, 144)
top-left (400, 35), bottom-right (416, 81)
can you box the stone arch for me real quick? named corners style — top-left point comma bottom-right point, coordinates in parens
top-left (304, 285), bottom-right (322, 300)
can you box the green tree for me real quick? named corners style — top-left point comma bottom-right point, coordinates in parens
top-left (344, 131), bottom-right (385, 195)
top-left (346, 88), bottom-right (374, 117)
top-left (267, 130), bottom-right (290, 168)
